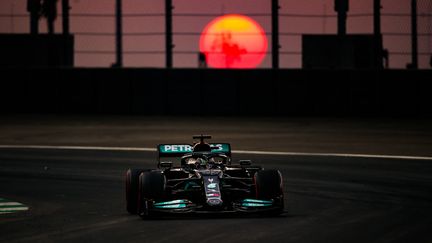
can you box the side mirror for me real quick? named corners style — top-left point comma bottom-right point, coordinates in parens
top-left (159, 161), bottom-right (173, 169)
top-left (239, 160), bottom-right (252, 166)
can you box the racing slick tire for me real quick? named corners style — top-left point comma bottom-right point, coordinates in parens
top-left (138, 171), bottom-right (166, 218)
top-left (125, 168), bottom-right (147, 214)
top-left (254, 169), bottom-right (284, 214)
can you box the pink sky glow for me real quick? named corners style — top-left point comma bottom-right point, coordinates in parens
top-left (0, 0), bottom-right (431, 68)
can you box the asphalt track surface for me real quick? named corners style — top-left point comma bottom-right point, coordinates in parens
top-left (1, 147), bottom-right (432, 243)
top-left (1, 116), bottom-right (432, 242)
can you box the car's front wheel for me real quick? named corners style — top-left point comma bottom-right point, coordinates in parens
top-left (137, 170), bottom-right (166, 218)
top-left (125, 168), bottom-right (148, 214)
top-left (254, 169), bottom-right (284, 213)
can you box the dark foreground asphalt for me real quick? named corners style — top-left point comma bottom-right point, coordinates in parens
top-left (1, 148), bottom-right (432, 243)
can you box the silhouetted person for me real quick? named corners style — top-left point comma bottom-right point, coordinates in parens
top-left (41, 0), bottom-right (58, 34)
top-left (27, 0), bottom-right (41, 34)
top-left (382, 49), bottom-right (389, 69)
top-left (198, 52), bottom-right (207, 68)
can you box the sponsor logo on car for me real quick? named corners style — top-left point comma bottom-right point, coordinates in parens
top-left (207, 183), bottom-right (217, 189)
top-left (0, 198), bottom-right (29, 214)
top-left (163, 145), bottom-right (193, 152)
top-left (159, 144), bottom-right (230, 153)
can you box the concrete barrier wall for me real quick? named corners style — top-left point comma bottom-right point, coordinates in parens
top-left (1, 68), bottom-right (431, 116)
top-left (0, 34), bottom-right (74, 67)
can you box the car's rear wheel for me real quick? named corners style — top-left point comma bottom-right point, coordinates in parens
top-left (254, 169), bottom-right (284, 213)
top-left (138, 171), bottom-right (166, 218)
top-left (125, 168), bottom-right (147, 214)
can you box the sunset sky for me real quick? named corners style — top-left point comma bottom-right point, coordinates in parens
top-left (199, 14), bottom-right (268, 68)
top-left (0, 0), bottom-right (431, 68)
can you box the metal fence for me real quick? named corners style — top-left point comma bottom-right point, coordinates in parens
top-left (0, 0), bottom-right (430, 68)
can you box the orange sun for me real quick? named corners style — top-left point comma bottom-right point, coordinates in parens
top-left (199, 14), bottom-right (268, 69)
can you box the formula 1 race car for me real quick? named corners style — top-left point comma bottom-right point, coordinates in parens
top-left (125, 135), bottom-right (284, 218)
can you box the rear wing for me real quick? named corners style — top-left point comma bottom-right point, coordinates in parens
top-left (157, 143), bottom-right (231, 160)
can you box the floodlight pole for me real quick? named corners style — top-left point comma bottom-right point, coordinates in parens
top-left (410, 0), bottom-right (418, 69)
top-left (27, 0), bottom-right (40, 34)
top-left (334, 0), bottom-right (349, 35)
top-left (62, 0), bottom-right (70, 35)
top-left (166, 0), bottom-right (173, 68)
top-left (373, 0), bottom-right (381, 36)
top-left (115, 0), bottom-right (123, 67)
top-left (271, 0), bottom-right (280, 69)
top-left (374, 0), bottom-right (384, 68)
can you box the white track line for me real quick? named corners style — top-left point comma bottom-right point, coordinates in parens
top-left (0, 145), bottom-right (155, 152)
top-left (0, 145), bottom-right (431, 161)
top-left (233, 150), bottom-right (432, 160)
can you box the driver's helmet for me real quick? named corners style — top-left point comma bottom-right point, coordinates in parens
top-left (193, 143), bottom-right (212, 153)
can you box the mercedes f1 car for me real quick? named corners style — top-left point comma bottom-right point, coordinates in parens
top-left (125, 135), bottom-right (284, 218)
